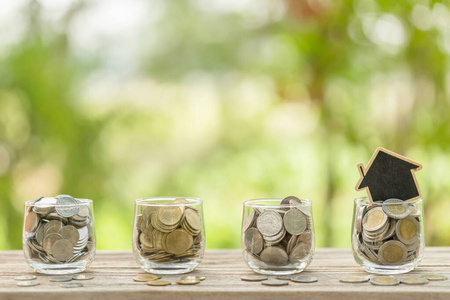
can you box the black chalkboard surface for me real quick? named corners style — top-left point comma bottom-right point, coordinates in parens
top-left (355, 147), bottom-right (422, 203)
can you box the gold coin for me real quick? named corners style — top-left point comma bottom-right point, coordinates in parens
top-left (158, 206), bottom-right (183, 226)
top-left (363, 208), bottom-right (387, 231)
top-left (133, 274), bottom-right (161, 282)
top-left (181, 276), bottom-right (205, 281)
top-left (379, 241), bottom-right (407, 265)
top-left (146, 280), bottom-right (171, 286)
top-left (401, 277), bottom-right (428, 285)
top-left (185, 209), bottom-right (201, 232)
top-left (165, 229), bottom-right (193, 255)
top-left (396, 217), bottom-right (419, 243)
top-left (176, 279), bottom-right (200, 285)
top-left (370, 276), bottom-right (400, 286)
top-left (420, 274), bottom-right (448, 281)
top-left (339, 276), bottom-right (369, 283)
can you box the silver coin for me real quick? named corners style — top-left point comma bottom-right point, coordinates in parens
top-left (61, 282), bottom-right (83, 288)
top-left (14, 275), bottom-right (37, 281)
top-left (261, 279), bottom-right (289, 286)
top-left (16, 281), bottom-right (40, 287)
top-left (290, 275), bottom-right (318, 283)
top-left (339, 276), bottom-right (370, 283)
top-left (56, 195), bottom-right (79, 217)
top-left (49, 276), bottom-right (73, 282)
top-left (241, 275), bottom-right (268, 282)
top-left (73, 274), bottom-right (94, 280)
top-left (276, 275), bottom-right (294, 280)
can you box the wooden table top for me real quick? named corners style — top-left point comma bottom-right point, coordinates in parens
top-left (0, 248), bottom-right (449, 299)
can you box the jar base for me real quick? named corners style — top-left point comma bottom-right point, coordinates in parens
top-left (28, 260), bottom-right (90, 275)
top-left (138, 259), bottom-right (201, 275)
top-left (361, 265), bottom-right (414, 275)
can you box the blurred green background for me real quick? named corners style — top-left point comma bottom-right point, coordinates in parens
top-left (1, 0), bottom-right (449, 250)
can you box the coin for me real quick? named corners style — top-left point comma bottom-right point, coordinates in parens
top-left (378, 240), bottom-right (407, 265)
top-left (276, 275), bottom-right (293, 280)
top-left (370, 276), bottom-right (400, 286)
top-left (257, 210), bottom-right (283, 237)
top-left (283, 209), bottom-right (306, 236)
top-left (146, 280), bottom-right (171, 286)
top-left (420, 274), bottom-right (448, 281)
top-left (51, 239), bottom-right (74, 261)
top-left (25, 211), bottom-right (39, 233)
top-left (290, 275), bottom-right (318, 283)
top-left (158, 206), bottom-right (183, 226)
top-left (261, 279), bottom-right (289, 286)
top-left (401, 277), bottom-right (428, 285)
top-left (133, 274), bottom-right (161, 282)
top-left (50, 276), bottom-right (73, 282)
top-left (260, 246), bottom-right (288, 265)
top-left (244, 228), bottom-right (264, 254)
top-left (61, 282), bottom-right (83, 288)
top-left (181, 276), bottom-right (205, 281)
top-left (56, 195), bottom-right (80, 217)
top-left (176, 279), bottom-right (200, 285)
top-left (280, 196), bottom-right (299, 208)
top-left (14, 275), bottom-right (37, 281)
top-left (165, 229), bottom-right (193, 255)
top-left (396, 217), bottom-right (419, 244)
top-left (382, 199), bottom-right (411, 219)
top-left (16, 281), bottom-right (40, 287)
top-left (73, 274), bottom-right (94, 280)
top-left (241, 275), bottom-right (268, 282)
top-left (59, 225), bottom-right (80, 245)
top-left (339, 276), bottom-right (370, 283)
top-left (363, 208), bottom-right (388, 232)
top-left (289, 242), bottom-right (311, 261)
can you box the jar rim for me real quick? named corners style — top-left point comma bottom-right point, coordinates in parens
top-left (243, 198), bottom-right (312, 208)
top-left (25, 198), bottom-right (93, 206)
top-left (135, 197), bottom-right (203, 206)
top-left (354, 197), bottom-right (423, 205)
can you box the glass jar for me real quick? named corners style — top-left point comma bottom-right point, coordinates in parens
top-left (23, 195), bottom-right (96, 274)
top-left (241, 197), bottom-right (315, 275)
top-left (352, 197), bottom-right (425, 274)
top-left (133, 197), bottom-right (205, 274)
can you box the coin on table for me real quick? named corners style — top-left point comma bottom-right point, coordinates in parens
top-left (73, 274), bottom-right (94, 280)
top-left (16, 281), bottom-right (40, 287)
top-left (176, 279), bottom-right (200, 285)
top-left (420, 274), bottom-right (448, 281)
top-left (241, 275), bottom-right (268, 282)
top-left (133, 274), bottom-right (161, 282)
top-left (396, 217), bottom-right (419, 244)
top-left (370, 276), bottom-right (400, 286)
top-left (61, 282), bottom-right (83, 288)
top-left (363, 208), bottom-right (388, 232)
top-left (290, 275), bottom-right (318, 283)
top-left (244, 228), bottom-right (264, 255)
top-left (181, 276), bottom-right (205, 281)
top-left (261, 279), bottom-right (289, 286)
top-left (49, 276), bottom-right (73, 282)
top-left (147, 280), bottom-right (171, 286)
top-left (378, 240), bottom-right (407, 265)
top-left (339, 276), bottom-right (370, 283)
top-left (283, 209), bottom-right (306, 236)
top-left (257, 210), bottom-right (283, 237)
top-left (14, 275), bottom-right (37, 281)
top-left (401, 277), bottom-right (429, 285)
top-left (382, 199), bottom-right (411, 219)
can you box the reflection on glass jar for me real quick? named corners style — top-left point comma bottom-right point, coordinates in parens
top-left (23, 195), bottom-right (96, 274)
top-left (352, 197), bottom-right (425, 275)
top-left (241, 197), bottom-right (315, 275)
top-left (133, 197), bottom-right (205, 275)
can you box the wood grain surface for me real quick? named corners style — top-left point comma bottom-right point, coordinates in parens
top-left (0, 248), bottom-right (449, 300)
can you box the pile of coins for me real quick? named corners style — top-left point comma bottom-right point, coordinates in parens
top-left (23, 195), bottom-right (94, 264)
top-left (135, 198), bottom-right (203, 264)
top-left (243, 196), bottom-right (313, 267)
top-left (354, 198), bottom-right (422, 266)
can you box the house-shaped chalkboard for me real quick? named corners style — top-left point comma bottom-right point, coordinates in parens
top-left (355, 147), bottom-right (422, 203)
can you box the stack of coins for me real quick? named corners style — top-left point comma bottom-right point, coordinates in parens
top-left (23, 195), bottom-right (94, 264)
top-left (135, 198), bottom-right (203, 263)
top-left (354, 198), bottom-right (422, 265)
top-left (243, 196), bottom-right (313, 267)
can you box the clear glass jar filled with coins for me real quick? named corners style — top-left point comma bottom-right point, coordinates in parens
top-left (23, 195), bottom-right (96, 274)
top-left (242, 196), bottom-right (315, 275)
top-left (352, 197), bottom-right (425, 274)
top-left (133, 197), bottom-right (205, 274)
